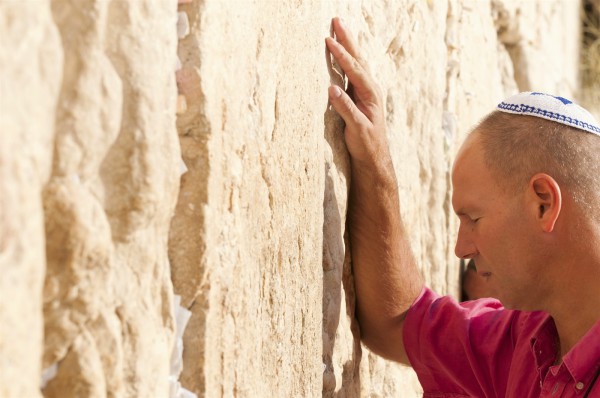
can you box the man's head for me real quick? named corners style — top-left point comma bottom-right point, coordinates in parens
top-left (451, 94), bottom-right (600, 310)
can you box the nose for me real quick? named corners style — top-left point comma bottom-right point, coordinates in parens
top-left (455, 223), bottom-right (478, 259)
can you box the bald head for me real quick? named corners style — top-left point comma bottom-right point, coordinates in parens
top-left (472, 111), bottom-right (600, 221)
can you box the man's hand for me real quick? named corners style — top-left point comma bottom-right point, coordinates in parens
top-left (325, 17), bottom-right (423, 365)
top-left (326, 18), bottom-right (389, 169)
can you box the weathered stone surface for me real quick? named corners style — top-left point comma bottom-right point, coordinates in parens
top-left (40, 1), bottom-right (180, 397)
top-left (2, 1), bottom-right (179, 397)
top-left (0, 2), bottom-right (62, 397)
top-left (1, 1), bottom-right (590, 397)
top-left (493, 0), bottom-right (580, 97)
top-left (171, 2), bottom-right (326, 396)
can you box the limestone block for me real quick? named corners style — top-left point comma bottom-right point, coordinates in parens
top-left (40, 1), bottom-right (180, 397)
top-left (0, 2), bottom-right (63, 397)
top-left (171, 1), bottom-right (326, 396)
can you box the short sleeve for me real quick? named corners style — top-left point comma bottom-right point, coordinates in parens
top-left (403, 286), bottom-right (540, 397)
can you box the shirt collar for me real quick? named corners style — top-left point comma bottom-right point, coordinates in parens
top-left (562, 318), bottom-right (600, 386)
top-left (530, 315), bottom-right (600, 388)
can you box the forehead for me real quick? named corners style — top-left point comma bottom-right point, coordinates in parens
top-left (451, 134), bottom-right (495, 213)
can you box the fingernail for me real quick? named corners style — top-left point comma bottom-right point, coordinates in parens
top-left (329, 86), bottom-right (342, 98)
top-left (339, 18), bottom-right (346, 30)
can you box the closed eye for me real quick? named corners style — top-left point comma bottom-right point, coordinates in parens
top-left (458, 214), bottom-right (480, 223)
top-left (456, 212), bottom-right (481, 226)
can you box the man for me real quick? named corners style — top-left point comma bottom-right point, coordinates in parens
top-left (326, 17), bottom-right (600, 397)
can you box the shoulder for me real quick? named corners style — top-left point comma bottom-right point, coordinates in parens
top-left (404, 286), bottom-right (548, 335)
top-left (402, 286), bottom-right (551, 395)
top-left (403, 285), bottom-right (552, 360)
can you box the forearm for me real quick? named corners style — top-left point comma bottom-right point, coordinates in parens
top-left (349, 156), bottom-right (423, 361)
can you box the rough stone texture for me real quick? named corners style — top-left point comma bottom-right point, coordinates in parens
top-left (0, 1), bottom-right (588, 397)
top-left (171, 2), bottom-right (325, 396)
top-left (42, 1), bottom-right (180, 397)
top-left (493, 0), bottom-right (581, 97)
top-left (2, 1), bottom-right (179, 397)
top-left (0, 3), bottom-right (62, 397)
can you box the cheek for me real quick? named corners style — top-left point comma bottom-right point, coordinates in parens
top-left (477, 219), bottom-right (519, 267)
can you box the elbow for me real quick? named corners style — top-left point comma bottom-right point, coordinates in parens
top-left (356, 312), bottom-right (411, 365)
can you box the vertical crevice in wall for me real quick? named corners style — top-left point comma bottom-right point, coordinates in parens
top-left (491, 0), bottom-right (580, 98)
top-left (322, 31), bottom-right (359, 394)
top-left (322, 116), bottom-right (360, 397)
top-left (168, 0), bottom-right (210, 396)
top-left (491, 0), bottom-right (530, 92)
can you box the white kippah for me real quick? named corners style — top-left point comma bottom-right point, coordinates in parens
top-left (497, 92), bottom-right (600, 137)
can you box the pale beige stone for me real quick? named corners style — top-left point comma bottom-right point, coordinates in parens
top-left (493, 0), bottom-right (581, 97)
top-left (172, 2), bottom-right (326, 396)
top-left (0, 2), bottom-right (62, 397)
top-left (42, 330), bottom-right (107, 398)
top-left (40, 1), bottom-right (179, 397)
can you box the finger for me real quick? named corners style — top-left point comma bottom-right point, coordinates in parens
top-left (325, 37), bottom-right (378, 105)
top-left (328, 85), bottom-right (370, 129)
top-left (331, 17), bottom-right (368, 70)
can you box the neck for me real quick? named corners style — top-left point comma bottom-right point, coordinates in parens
top-left (545, 211), bottom-right (600, 360)
top-left (553, 310), bottom-right (598, 361)
top-left (547, 258), bottom-right (600, 360)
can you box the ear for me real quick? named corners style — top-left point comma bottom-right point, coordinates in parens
top-left (528, 173), bottom-right (562, 232)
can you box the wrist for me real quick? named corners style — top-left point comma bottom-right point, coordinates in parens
top-left (350, 155), bottom-right (397, 187)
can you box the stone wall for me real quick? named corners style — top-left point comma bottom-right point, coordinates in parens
top-left (0, 1), bottom-right (588, 397)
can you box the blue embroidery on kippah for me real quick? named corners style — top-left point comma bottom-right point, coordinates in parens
top-left (497, 101), bottom-right (600, 135)
top-left (530, 92), bottom-right (573, 105)
top-left (555, 96), bottom-right (572, 105)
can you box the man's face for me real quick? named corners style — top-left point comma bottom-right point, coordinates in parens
top-left (451, 133), bottom-right (544, 310)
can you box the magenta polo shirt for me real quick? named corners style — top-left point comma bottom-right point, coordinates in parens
top-left (403, 287), bottom-right (600, 397)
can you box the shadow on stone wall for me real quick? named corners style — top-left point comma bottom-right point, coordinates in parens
top-left (322, 98), bottom-right (361, 396)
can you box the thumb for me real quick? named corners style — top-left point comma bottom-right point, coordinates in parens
top-left (329, 85), bottom-right (370, 129)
